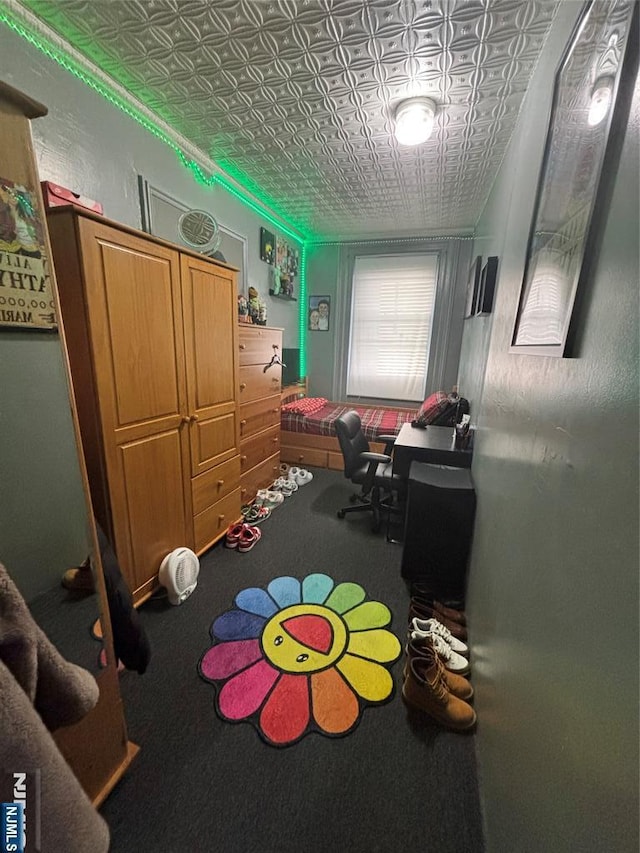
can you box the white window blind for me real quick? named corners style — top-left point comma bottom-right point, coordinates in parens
top-left (347, 254), bottom-right (438, 401)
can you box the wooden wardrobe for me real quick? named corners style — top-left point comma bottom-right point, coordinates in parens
top-left (47, 208), bottom-right (241, 604)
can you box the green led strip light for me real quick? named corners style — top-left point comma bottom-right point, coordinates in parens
top-left (0, 8), bottom-right (309, 245)
top-left (298, 245), bottom-right (308, 378)
top-left (0, 6), bottom-right (310, 366)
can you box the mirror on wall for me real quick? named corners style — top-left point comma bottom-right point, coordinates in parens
top-left (0, 326), bottom-right (105, 676)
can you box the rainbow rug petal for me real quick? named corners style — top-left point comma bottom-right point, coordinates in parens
top-left (198, 573), bottom-right (401, 747)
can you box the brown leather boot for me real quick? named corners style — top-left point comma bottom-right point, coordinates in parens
top-left (402, 654), bottom-right (476, 731)
top-left (411, 591), bottom-right (466, 626)
top-left (61, 556), bottom-right (95, 592)
top-left (403, 638), bottom-right (474, 701)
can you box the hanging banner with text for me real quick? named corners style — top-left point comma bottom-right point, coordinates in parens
top-left (0, 179), bottom-right (56, 330)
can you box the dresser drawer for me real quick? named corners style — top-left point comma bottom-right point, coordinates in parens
top-left (280, 445), bottom-right (329, 468)
top-left (240, 425), bottom-right (280, 473)
top-left (239, 452), bottom-right (280, 505)
top-left (191, 455), bottom-right (241, 516)
top-left (239, 363), bottom-right (282, 404)
top-left (238, 326), bottom-right (283, 366)
top-left (194, 488), bottom-right (241, 553)
top-left (239, 394), bottom-right (281, 441)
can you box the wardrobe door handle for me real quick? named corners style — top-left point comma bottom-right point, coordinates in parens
top-left (240, 383), bottom-right (247, 390)
top-left (190, 414), bottom-right (199, 423)
top-left (180, 416), bottom-right (190, 425)
top-left (239, 343), bottom-right (246, 350)
top-left (240, 419), bottom-right (247, 426)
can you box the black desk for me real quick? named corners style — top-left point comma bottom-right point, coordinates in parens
top-left (393, 423), bottom-right (472, 479)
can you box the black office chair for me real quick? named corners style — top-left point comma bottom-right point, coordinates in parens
top-left (334, 410), bottom-right (403, 533)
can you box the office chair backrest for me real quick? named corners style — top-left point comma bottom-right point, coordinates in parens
top-left (334, 410), bottom-right (370, 479)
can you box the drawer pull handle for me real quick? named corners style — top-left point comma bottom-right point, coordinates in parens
top-left (272, 408), bottom-right (278, 413)
top-left (218, 479), bottom-right (224, 487)
top-left (272, 437), bottom-right (278, 443)
top-left (240, 419), bottom-right (247, 425)
top-left (219, 514), bottom-right (225, 522)
top-left (239, 343), bottom-right (246, 349)
top-left (241, 455), bottom-right (247, 462)
top-left (240, 383), bottom-right (247, 390)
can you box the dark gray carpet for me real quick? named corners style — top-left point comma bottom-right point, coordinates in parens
top-left (101, 468), bottom-right (484, 853)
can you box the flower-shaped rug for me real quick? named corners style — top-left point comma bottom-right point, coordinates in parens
top-left (198, 573), bottom-right (401, 747)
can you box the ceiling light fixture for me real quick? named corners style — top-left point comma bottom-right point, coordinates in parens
top-left (394, 97), bottom-right (437, 146)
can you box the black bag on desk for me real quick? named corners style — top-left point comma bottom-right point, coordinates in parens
top-left (430, 396), bottom-right (469, 427)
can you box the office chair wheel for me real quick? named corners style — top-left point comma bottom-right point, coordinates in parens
top-left (337, 509), bottom-right (346, 519)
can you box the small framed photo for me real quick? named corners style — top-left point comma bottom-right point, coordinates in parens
top-left (308, 295), bottom-right (330, 331)
top-left (477, 256), bottom-right (499, 315)
top-left (465, 256), bottom-right (482, 318)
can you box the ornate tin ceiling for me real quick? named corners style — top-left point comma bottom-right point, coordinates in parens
top-left (18, 0), bottom-right (558, 239)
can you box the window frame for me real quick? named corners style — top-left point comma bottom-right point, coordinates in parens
top-left (333, 239), bottom-right (468, 404)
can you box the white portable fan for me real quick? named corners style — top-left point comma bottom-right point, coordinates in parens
top-left (178, 208), bottom-right (222, 256)
top-left (158, 547), bottom-right (200, 606)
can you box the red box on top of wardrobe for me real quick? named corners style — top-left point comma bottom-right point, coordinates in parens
top-left (41, 181), bottom-right (103, 215)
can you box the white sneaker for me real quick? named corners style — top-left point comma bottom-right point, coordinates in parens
top-left (410, 630), bottom-right (470, 675)
top-left (288, 466), bottom-right (300, 483)
top-left (411, 617), bottom-right (469, 655)
top-left (296, 469), bottom-right (313, 486)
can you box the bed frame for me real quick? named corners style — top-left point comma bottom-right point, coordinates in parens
top-left (279, 381), bottom-right (415, 472)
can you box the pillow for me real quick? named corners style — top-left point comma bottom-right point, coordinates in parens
top-left (281, 397), bottom-right (328, 416)
top-left (417, 391), bottom-right (450, 422)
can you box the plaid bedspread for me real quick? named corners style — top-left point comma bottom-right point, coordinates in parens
top-left (281, 402), bottom-right (418, 441)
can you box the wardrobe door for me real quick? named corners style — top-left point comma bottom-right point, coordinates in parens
top-left (77, 219), bottom-right (192, 600)
top-left (180, 253), bottom-right (240, 477)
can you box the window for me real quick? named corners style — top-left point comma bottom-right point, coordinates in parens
top-left (346, 254), bottom-right (438, 401)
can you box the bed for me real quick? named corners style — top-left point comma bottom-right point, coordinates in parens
top-left (279, 381), bottom-right (464, 471)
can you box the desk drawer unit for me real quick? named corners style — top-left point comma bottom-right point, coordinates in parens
top-left (237, 324), bottom-right (283, 502)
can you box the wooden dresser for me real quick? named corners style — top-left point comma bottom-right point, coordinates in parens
top-left (47, 208), bottom-right (241, 604)
top-left (237, 324), bottom-right (283, 504)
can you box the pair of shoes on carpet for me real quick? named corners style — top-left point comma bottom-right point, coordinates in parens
top-left (240, 504), bottom-right (271, 524)
top-left (287, 466), bottom-right (313, 486)
top-left (225, 522), bottom-right (262, 552)
top-left (271, 477), bottom-right (298, 496)
top-left (408, 617), bottom-right (470, 675)
top-left (255, 489), bottom-right (284, 509)
top-left (402, 636), bottom-right (476, 732)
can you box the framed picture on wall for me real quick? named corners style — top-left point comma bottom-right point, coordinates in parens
top-left (477, 256), bottom-right (499, 315)
top-left (510, 0), bottom-right (638, 356)
top-left (308, 295), bottom-right (330, 331)
top-left (465, 256), bottom-right (482, 318)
